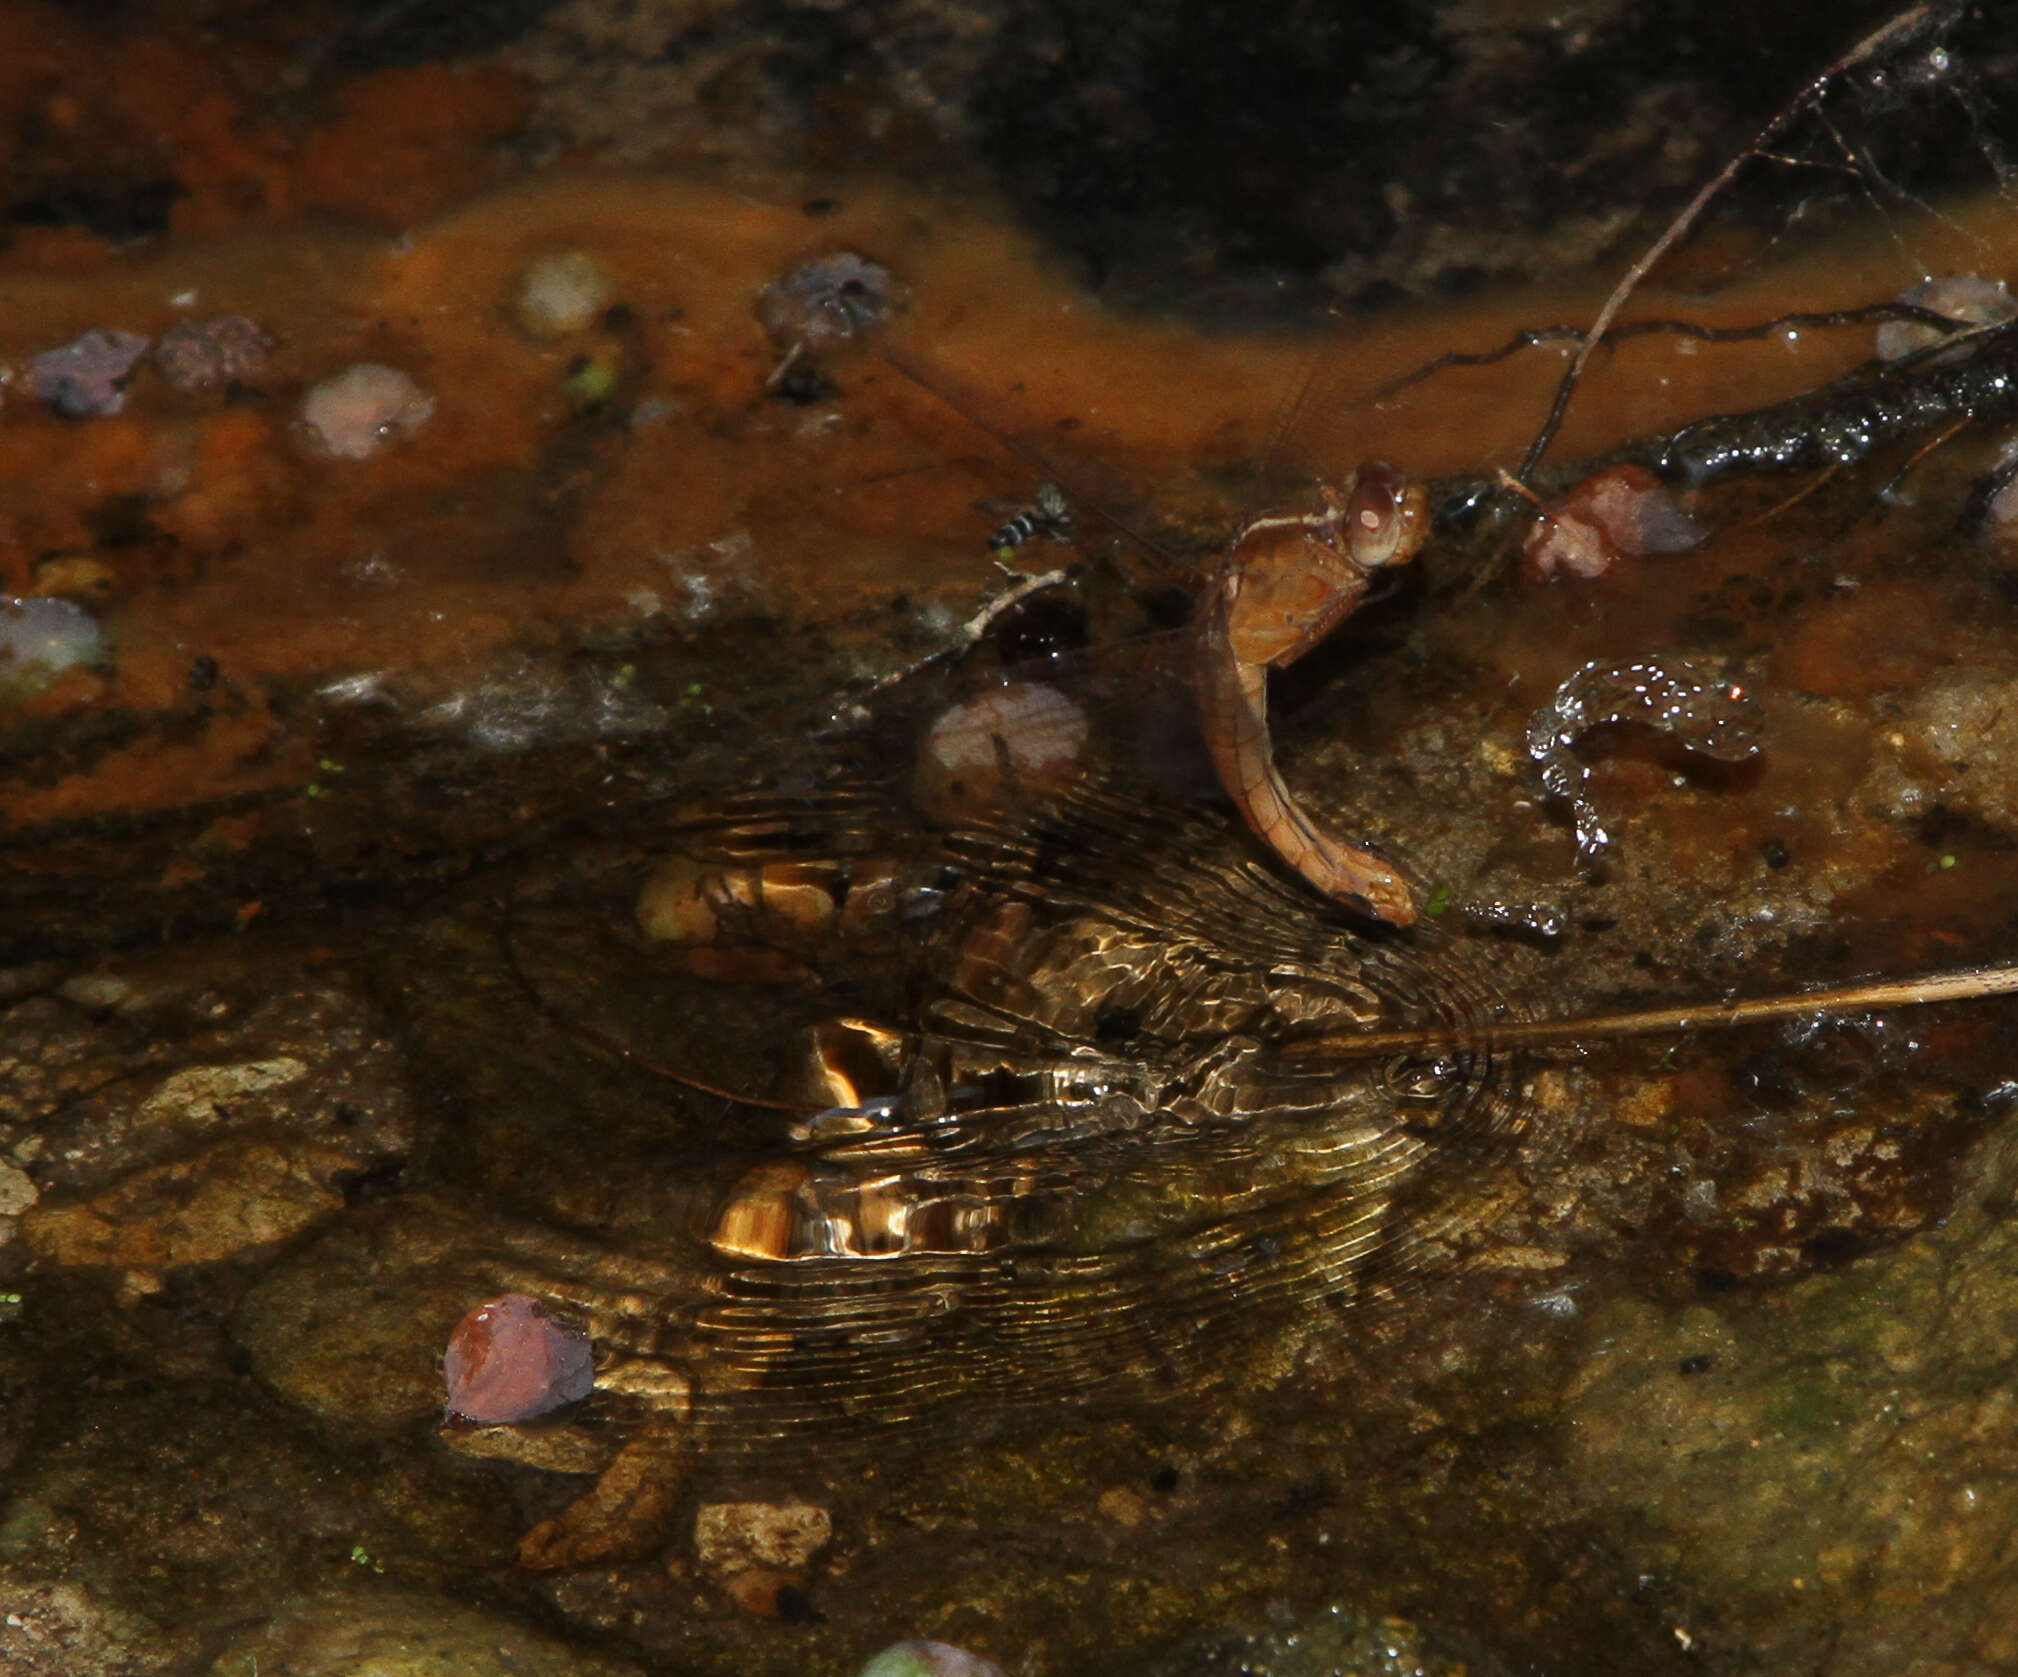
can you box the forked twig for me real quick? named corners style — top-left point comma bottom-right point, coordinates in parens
top-left (834, 564), bottom-right (1073, 727)
top-left (1517, 1), bottom-right (1967, 482)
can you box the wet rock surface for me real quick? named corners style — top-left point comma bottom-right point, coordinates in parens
top-left (205, 1586), bottom-right (643, 1677)
top-left (0, 1568), bottom-right (185, 1676)
top-left (7, 954), bottom-right (414, 1276)
top-left (1568, 1119), bottom-right (2018, 1674)
top-left (2, 4), bottom-right (2018, 1676)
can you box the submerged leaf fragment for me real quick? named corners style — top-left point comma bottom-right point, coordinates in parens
top-left (756, 252), bottom-right (904, 352)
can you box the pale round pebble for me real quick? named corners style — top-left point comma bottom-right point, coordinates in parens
top-left (0, 596), bottom-right (106, 695)
top-left (0, 1162), bottom-right (38, 1216)
top-left (513, 251), bottom-right (614, 337)
top-left (914, 681), bottom-right (1090, 823)
top-left (301, 363), bottom-right (435, 460)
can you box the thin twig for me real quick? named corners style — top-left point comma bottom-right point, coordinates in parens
top-left (1369, 302), bottom-right (1972, 407)
top-left (1744, 462), bottom-right (1843, 524)
top-left (1877, 415), bottom-right (1974, 503)
top-left (499, 884), bottom-right (820, 1115)
top-left (1517, 2), bottom-right (1965, 482)
top-left (828, 565), bottom-right (1073, 730)
top-left (1276, 961), bottom-right (2018, 1063)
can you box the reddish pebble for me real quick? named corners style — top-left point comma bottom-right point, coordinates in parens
top-left (443, 1293), bottom-right (593, 1424)
top-left (719, 1566), bottom-right (806, 1617)
top-left (1523, 464), bottom-right (1703, 582)
top-left (155, 315), bottom-right (271, 392)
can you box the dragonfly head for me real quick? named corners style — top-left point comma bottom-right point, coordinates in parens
top-left (1335, 461), bottom-right (1429, 571)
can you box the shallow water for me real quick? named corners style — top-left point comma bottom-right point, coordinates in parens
top-left (4, 7), bottom-right (2018, 1677)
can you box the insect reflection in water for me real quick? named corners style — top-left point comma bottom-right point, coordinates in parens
top-left (462, 557), bottom-right (2018, 1573)
top-left (475, 738), bottom-right (1540, 1569)
top-left (443, 134), bottom-right (2018, 1575)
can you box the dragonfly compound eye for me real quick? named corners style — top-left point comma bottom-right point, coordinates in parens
top-left (1343, 462), bottom-right (1429, 570)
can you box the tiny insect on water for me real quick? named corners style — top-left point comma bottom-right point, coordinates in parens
top-left (984, 480), bottom-right (1075, 555)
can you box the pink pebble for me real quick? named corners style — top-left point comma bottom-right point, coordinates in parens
top-left (1523, 464), bottom-right (1703, 582)
top-left (443, 1293), bottom-right (593, 1424)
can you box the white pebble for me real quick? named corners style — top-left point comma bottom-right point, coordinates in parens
top-left (914, 681), bottom-right (1090, 823)
top-left (859, 1643), bottom-right (1006, 1677)
top-left (0, 596), bottom-right (105, 694)
top-left (513, 251), bottom-right (614, 337)
top-left (0, 1163), bottom-right (37, 1216)
top-left (1877, 275), bottom-right (2015, 361)
top-left (300, 363), bottom-right (435, 459)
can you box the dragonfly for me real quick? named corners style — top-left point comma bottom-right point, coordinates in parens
top-left (430, 5), bottom-right (2018, 1558)
top-left (878, 338), bottom-right (1437, 927)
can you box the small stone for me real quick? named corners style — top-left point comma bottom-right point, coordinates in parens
top-left (717, 1565), bottom-right (805, 1618)
top-left (1523, 465), bottom-right (1702, 582)
top-left (693, 1500), bottom-right (832, 1576)
top-left (858, 1641), bottom-right (1006, 1677)
top-left (0, 597), bottom-right (106, 698)
top-left (134, 1058), bottom-right (307, 1129)
top-left (153, 314), bottom-right (270, 391)
top-left (441, 1422), bottom-right (615, 1475)
top-left (53, 973), bottom-right (131, 1010)
top-left (28, 330), bottom-right (149, 418)
top-left (300, 363), bottom-right (435, 459)
top-left (443, 1293), bottom-right (594, 1424)
top-left (1097, 1487), bottom-right (1147, 1527)
top-left (0, 1163), bottom-right (38, 1216)
top-left (1877, 274), bottom-right (2016, 361)
top-left (0, 1570), bottom-right (181, 1676)
top-left (513, 252), bottom-right (614, 338)
top-left (203, 1586), bottom-right (638, 1677)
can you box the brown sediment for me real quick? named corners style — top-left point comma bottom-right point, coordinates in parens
top-left (0, 121), bottom-right (2011, 840)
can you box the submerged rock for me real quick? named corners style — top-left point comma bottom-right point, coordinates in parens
top-left (443, 1293), bottom-right (593, 1424)
top-left (28, 330), bottom-right (149, 418)
top-left (0, 1571), bottom-right (183, 1677)
top-left (693, 1500), bottom-right (832, 1577)
top-left (300, 363), bottom-right (435, 459)
top-left (0, 597), bottom-right (104, 697)
top-left (1565, 1115), bottom-right (2018, 1674)
top-left (204, 1586), bottom-right (641, 1677)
